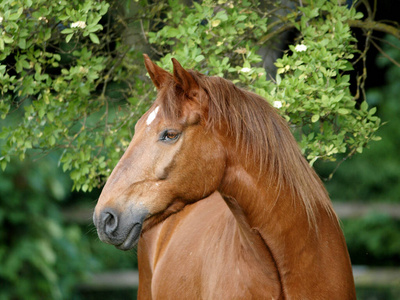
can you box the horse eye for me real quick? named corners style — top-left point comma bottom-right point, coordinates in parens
top-left (160, 130), bottom-right (180, 143)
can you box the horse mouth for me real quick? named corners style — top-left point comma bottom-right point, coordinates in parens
top-left (116, 223), bottom-right (142, 251)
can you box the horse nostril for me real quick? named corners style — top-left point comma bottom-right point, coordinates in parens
top-left (101, 209), bottom-right (118, 235)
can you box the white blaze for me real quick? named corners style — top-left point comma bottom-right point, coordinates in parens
top-left (146, 106), bottom-right (159, 125)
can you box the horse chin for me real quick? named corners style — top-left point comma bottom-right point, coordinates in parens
top-left (115, 223), bottom-right (142, 251)
top-left (141, 200), bottom-right (189, 234)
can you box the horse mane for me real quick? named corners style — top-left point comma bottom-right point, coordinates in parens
top-left (158, 70), bottom-right (336, 227)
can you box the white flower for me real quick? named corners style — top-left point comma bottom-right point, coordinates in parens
top-left (240, 67), bottom-right (251, 73)
top-left (234, 48), bottom-right (247, 54)
top-left (273, 101), bottom-right (282, 109)
top-left (71, 21), bottom-right (86, 29)
top-left (0, 17), bottom-right (3, 23)
top-left (211, 20), bottom-right (221, 27)
top-left (295, 44), bottom-right (307, 52)
top-left (79, 66), bottom-right (88, 74)
top-left (38, 16), bottom-right (48, 23)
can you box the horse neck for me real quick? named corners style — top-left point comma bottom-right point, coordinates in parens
top-left (218, 147), bottom-right (356, 298)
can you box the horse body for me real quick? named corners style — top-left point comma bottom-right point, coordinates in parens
top-left (94, 55), bottom-right (356, 299)
top-left (137, 192), bottom-right (281, 299)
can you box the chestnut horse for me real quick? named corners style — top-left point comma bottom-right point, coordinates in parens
top-left (94, 55), bottom-right (356, 299)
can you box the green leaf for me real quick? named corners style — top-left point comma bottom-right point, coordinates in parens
top-left (65, 33), bottom-right (74, 43)
top-left (89, 33), bottom-right (100, 44)
top-left (354, 12), bottom-right (363, 19)
top-left (86, 24), bottom-right (103, 33)
top-left (18, 39), bottom-right (26, 49)
top-left (309, 156), bottom-right (319, 166)
top-left (276, 74), bottom-right (281, 86)
top-left (3, 36), bottom-right (14, 44)
top-left (361, 101), bottom-right (368, 111)
top-left (311, 114), bottom-right (320, 123)
top-left (82, 184), bottom-right (89, 192)
top-left (99, 3), bottom-right (110, 15)
top-left (194, 55), bottom-right (205, 62)
top-left (338, 108), bottom-right (350, 115)
top-left (1, 160), bottom-right (6, 171)
top-left (47, 112), bottom-right (54, 122)
top-left (49, 135), bottom-right (56, 146)
top-left (369, 107), bottom-right (377, 115)
top-left (61, 28), bottom-right (74, 34)
top-left (8, 8), bottom-right (23, 21)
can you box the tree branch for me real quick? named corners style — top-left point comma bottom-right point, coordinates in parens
top-left (370, 38), bottom-right (400, 68)
top-left (259, 18), bottom-right (400, 46)
top-left (348, 19), bottom-right (400, 40)
top-left (258, 23), bottom-right (295, 44)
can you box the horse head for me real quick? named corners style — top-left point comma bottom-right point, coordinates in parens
top-left (93, 55), bottom-right (226, 250)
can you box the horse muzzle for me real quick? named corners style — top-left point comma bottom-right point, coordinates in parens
top-left (93, 206), bottom-right (149, 251)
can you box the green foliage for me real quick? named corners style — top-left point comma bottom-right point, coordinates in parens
top-left (273, 1), bottom-right (380, 164)
top-left (0, 154), bottom-right (140, 299)
top-left (343, 214), bottom-right (400, 266)
top-left (148, 0), bottom-right (269, 79)
top-left (320, 35), bottom-right (400, 201)
top-left (0, 0), bottom-right (381, 189)
top-left (356, 286), bottom-right (400, 300)
top-left (0, 0), bottom-right (151, 191)
top-left (148, 0), bottom-right (380, 167)
top-left (0, 157), bottom-right (95, 300)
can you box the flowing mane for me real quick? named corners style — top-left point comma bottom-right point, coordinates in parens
top-left (158, 70), bottom-right (335, 227)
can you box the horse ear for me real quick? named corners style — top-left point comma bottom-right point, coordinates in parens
top-left (171, 58), bottom-right (199, 94)
top-left (143, 54), bottom-right (171, 89)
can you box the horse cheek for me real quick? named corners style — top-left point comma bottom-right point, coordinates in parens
top-left (154, 146), bottom-right (180, 180)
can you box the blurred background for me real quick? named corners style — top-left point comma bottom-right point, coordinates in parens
top-left (0, 0), bottom-right (399, 299)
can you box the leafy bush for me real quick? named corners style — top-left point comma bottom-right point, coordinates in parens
top-left (148, 0), bottom-right (381, 165)
top-left (0, 0), bottom-right (381, 191)
top-left (0, 154), bottom-right (139, 299)
top-left (319, 35), bottom-right (400, 201)
top-left (0, 0), bottom-right (150, 192)
top-left (0, 156), bottom-right (95, 300)
top-left (343, 214), bottom-right (400, 266)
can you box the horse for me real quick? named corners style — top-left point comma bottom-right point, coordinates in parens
top-left (93, 54), bottom-right (356, 299)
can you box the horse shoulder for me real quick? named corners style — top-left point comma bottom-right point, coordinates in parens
top-left (139, 192), bottom-right (281, 299)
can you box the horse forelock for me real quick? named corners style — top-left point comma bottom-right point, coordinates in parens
top-left (157, 70), bottom-right (335, 228)
top-left (156, 78), bottom-right (183, 120)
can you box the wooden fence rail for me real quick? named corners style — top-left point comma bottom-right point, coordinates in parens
top-left (63, 202), bottom-right (400, 224)
top-left (78, 267), bottom-right (400, 290)
top-left (332, 202), bottom-right (400, 219)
